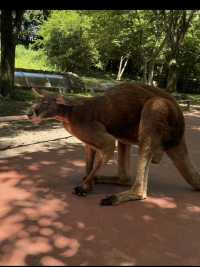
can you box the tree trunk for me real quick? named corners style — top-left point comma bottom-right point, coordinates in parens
top-left (0, 10), bottom-right (16, 97)
top-left (116, 55), bottom-right (129, 81)
top-left (116, 56), bottom-right (124, 81)
top-left (147, 60), bottom-right (155, 85)
top-left (166, 58), bottom-right (177, 92)
top-left (164, 11), bottom-right (196, 93)
top-left (143, 58), bottom-right (148, 84)
top-left (0, 10), bottom-right (24, 98)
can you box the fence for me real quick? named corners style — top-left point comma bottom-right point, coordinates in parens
top-left (156, 77), bottom-right (200, 94)
top-left (14, 68), bottom-right (86, 93)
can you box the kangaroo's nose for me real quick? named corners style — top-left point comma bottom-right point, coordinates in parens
top-left (27, 110), bottom-right (34, 118)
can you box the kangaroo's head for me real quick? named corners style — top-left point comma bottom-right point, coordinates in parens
top-left (27, 88), bottom-right (72, 124)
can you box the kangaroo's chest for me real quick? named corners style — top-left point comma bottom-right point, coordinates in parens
top-left (63, 121), bottom-right (91, 143)
top-left (63, 122), bottom-right (74, 135)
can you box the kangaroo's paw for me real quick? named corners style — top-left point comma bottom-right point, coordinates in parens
top-left (100, 190), bottom-right (146, 206)
top-left (73, 185), bottom-right (91, 197)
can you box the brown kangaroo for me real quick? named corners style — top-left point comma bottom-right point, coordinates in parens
top-left (27, 82), bottom-right (200, 205)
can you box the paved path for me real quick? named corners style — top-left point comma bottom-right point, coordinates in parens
top-left (0, 111), bottom-right (200, 265)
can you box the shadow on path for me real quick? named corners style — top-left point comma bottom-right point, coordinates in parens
top-left (0, 112), bottom-right (200, 265)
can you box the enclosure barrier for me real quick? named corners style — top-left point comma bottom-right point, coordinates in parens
top-left (0, 115), bottom-right (28, 122)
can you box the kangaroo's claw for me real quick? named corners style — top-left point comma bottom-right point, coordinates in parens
top-left (73, 185), bottom-right (88, 197)
top-left (100, 195), bottom-right (118, 206)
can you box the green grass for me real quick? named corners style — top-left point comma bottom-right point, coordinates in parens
top-left (15, 45), bottom-right (57, 71)
top-left (81, 74), bottom-right (123, 93)
top-left (173, 92), bottom-right (200, 104)
top-left (0, 88), bottom-right (39, 116)
top-left (0, 99), bottom-right (31, 117)
top-left (185, 94), bottom-right (200, 104)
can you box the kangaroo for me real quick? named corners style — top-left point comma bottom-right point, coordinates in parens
top-left (27, 82), bottom-right (200, 205)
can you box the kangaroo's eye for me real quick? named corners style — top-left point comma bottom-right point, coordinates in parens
top-left (35, 109), bottom-right (38, 116)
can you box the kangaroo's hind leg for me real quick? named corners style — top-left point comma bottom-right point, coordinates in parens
top-left (118, 141), bottom-right (131, 183)
top-left (100, 98), bottom-right (165, 206)
top-left (100, 136), bottom-right (154, 205)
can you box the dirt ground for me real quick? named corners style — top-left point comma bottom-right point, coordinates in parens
top-left (0, 111), bottom-right (200, 266)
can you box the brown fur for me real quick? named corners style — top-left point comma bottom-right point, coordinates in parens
top-left (28, 82), bottom-right (200, 205)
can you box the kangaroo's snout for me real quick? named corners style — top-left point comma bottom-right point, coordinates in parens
top-left (27, 109), bottom-right (34, 118)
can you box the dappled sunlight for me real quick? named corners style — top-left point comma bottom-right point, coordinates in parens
top-left (27, 163), bottom-right (41, 172)
top-left (142, 214), bottom-right (154, 222)
top-left (60, 238), bottom-right (80, 257)
top-left (0, 213), bottom-right (25, 241)
top-left (77, 221), bottom-right (86, 229)
top-left (184, 110), bottom-right (200, 119)
top-left (145, 196), bottom-right (177, 209)
top-left (40, 160), bottom-right (58, 165)
top-left (186, 204), bottom-right (200, 213)
top-left (41, 256), bottom-right (65, 266)
top-left (0, 144), bottom-right (88, 265)
top-left (190, 126), bottom-right (200, 131)
top-left (73, 160), bottom-right (85, 167)
top-left (103, 248), bottom-right (136, 266)
top-left (1, 236), bottom-right (52, 265)
top-left (120, 262), bottom-right (136, 266)
top-left (54, 235), bottom-right (76, 249)
top-left (85, 234), bottom-right (95, 241)
top-left (0, 110), bottom-right (200, 265)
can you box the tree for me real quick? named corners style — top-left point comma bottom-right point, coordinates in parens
top-left (18, 10), bottom-right (50, 48)
top-left (38, 10), bottom-right (97, 73)
top-left (90, 10), bottom-right (167, 83)
top-left (178, 12), bottom-right (200, 81)
top-left (87, 10), bottom-right (137, 80)
top-left (0, 10), bottom-right (24, 97)
top-left (163, 10), bottom-right (196, 92)
top-left (133, 10), bottom-right (167, 85)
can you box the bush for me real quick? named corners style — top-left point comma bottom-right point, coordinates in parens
top-left (15, 45), bottom-right (56, 71)
top-left (37, 11), bottom-right (99, 74)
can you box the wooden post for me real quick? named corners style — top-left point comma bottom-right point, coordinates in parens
top-left (186, 100), bottom-right (190, 110)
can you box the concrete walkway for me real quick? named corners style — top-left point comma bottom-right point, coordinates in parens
top-left (0, 111), bottom-right (200, 265)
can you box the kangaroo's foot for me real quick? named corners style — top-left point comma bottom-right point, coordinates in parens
top-left (151, 149), bottom-right (163, 164)
top-left (100, 190), bottom-right (146, 206)
top-left (94, 175), bottom-right (132, 186)
top-left (73, 182), bottom-right (92, 197)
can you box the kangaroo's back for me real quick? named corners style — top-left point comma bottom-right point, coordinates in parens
top-left (69, 82), bottom-right (184, 147)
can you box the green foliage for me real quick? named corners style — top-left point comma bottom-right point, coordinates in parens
top-left (18, 10), bottom-right (50, 47)
top-left (86, 11), bottom-right (140, 70)
top-left (178, 12), bottom-right (200, 79)
top-left (36, 11), bottom-right (98, 73)
top-left (12, 10), bottom-right (200, 92)
top-left (0, 88), bottom-right (33, 116)
top-left (15, 45), bottom-right (56, 71)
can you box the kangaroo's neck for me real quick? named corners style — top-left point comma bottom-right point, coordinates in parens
top-left (54, 104), bottom-right (73, 123)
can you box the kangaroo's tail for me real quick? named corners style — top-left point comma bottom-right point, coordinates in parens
top-left (166, 137), bottom-right (200, 190)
